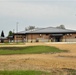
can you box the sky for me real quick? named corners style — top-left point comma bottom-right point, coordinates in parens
top-left (0, 0), bottom-right (76, 36)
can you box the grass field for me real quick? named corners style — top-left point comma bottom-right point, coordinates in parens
top-left (0, 70), bottom-right (50, 75)
top-left (0, 43), bottom-right (76, 75)
top-left (0, 45), bottom-right (67, 55)
top-left (0, 69), bottom-right (76, 75)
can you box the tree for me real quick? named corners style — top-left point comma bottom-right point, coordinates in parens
top-left (8, 31), bottom-right (14, 43)
top-left (25, 26), bottom-right (35, 31)
top-left (1, 30), bottom-right (5, 37)
top-left (1, 30), bottom-right (5, 43)
top-left (8, 31), bottom-right (13, 36)
top-left (56, 25), bottom-right (65, 29)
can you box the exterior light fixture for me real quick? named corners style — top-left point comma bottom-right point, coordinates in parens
top-left (40, 34), bottom-right (42, 37)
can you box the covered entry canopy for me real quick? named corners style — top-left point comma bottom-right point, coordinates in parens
top-left (51, 34), bottom-right (63, 42)
top-left (51, 34), bottom-right (63, 36)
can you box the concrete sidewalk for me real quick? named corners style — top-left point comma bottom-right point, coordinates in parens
top-left (45, 42), bottom-right (76, 44)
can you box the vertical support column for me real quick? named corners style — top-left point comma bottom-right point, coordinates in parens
top-left (65, 34), bottom-right (66, 42)
top-left (31, 34), bottom-right (33, 43)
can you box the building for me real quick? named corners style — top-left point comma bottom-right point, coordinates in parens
top-left (0, 36), bottom-right (14, 43)
top-left (0, 37), bottom-right (9, 43)
top-left (14, 27), bottom-right (76, 42)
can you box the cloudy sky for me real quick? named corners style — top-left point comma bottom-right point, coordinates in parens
top-left (0, 0), bottom-right (76, 36)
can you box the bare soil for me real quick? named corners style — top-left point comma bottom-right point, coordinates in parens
top-left (0, 42), bottom-right (76, 72)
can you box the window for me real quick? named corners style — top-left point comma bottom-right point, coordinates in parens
top-left (16, 36), bottom-right (18, 38)
top-left (46, 34), bottom-right (49, 36)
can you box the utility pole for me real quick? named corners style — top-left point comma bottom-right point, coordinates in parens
top-left (13, 29), bottom-right (15, 34)
top-left (13, 29), bottom-right (15, 43)
top-left (16, 22), bottom-right (19, 33)
top-left (16, 22), bottom-right (19, 43)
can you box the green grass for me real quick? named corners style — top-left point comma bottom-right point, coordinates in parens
top-left (0, 70), bottom-right (50, 75)
top-left (0, 45), bottom-right (67, 55)
top-left (0, 69), bottom-right (76, 75)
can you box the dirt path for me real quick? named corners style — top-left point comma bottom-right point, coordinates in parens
top-left (0, 43), bottom-right (76, 71)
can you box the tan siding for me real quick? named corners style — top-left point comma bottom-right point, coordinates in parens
top-left (14, 33), bottom-right (76, 42)
top-left (26, 34), bottom-right (51, 42)
top-left (14, 35), bottom-right (26, 42)
top-left (62, 34), bottom-right (76, 42)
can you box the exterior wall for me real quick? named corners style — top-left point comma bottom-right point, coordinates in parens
top-left (14, 35), bottom-right (26, 42)
top-left (0, 39), bottom-right (9, 43)
top-left (26, 34), bottom-right (51, 42)
top-left (14, 33), bottom-right (76, 42)
top-left (4, 39), bottom-right (9, 42)
top-left (62, 34), bottom-right (76, 42)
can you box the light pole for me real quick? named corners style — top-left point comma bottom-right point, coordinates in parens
top-left (16, 22), bottom-right (19, 43)
top-left (16, 22), bottom-right (19, 33)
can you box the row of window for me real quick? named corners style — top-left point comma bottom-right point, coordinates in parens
top-left (16, 34), bottom-right (76, 39)
top-left (16, 36), bottom-right (26, 38)
top-left (66, 35), bottom-right (76, 38)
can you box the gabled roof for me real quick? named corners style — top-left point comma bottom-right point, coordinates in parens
top-left (14, 27), bottom-right (76, 34)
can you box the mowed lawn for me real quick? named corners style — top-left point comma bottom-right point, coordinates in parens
top-left (0, 45), bottom-right (67, 55)
top-left (0, 70), bottom-right (50, 75)
top-left (0, 69), bottom-right (76, 75)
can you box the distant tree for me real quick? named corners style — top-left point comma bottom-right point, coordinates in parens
top-left (25, 26), bottom-right (35, 31)
top-left (56, 25), bottom-right (65, 29)
top-left (1, 30), bottom-right (5, 43)
top-left (1, 30), bottom-right (5, 37)
top-left (8, 31), bottom-right (13, 36)
top-left (8, 31), bottom-right (14, 43)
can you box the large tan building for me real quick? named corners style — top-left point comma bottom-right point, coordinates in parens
top-left (14, 27), bottom-right (76, 42)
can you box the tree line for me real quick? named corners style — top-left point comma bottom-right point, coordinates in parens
top-left (0, 30), bottom-right (13, 37)
top-left (25, 25), bottom-right (65, 31)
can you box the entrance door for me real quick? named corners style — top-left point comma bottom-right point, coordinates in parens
top-left (50, 34), bottom-right (63, 42)
top-left (55, 37), bottom-right (61, 42)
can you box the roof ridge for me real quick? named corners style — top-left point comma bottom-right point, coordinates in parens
top-left (30, 28), bottom-right (45, 32)
top-left (30, 26), bottom-right (69, 32)
top-left (31, 26), bottom-right (56, 32)
top-left (47, 26), bottom-right (76, 31)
